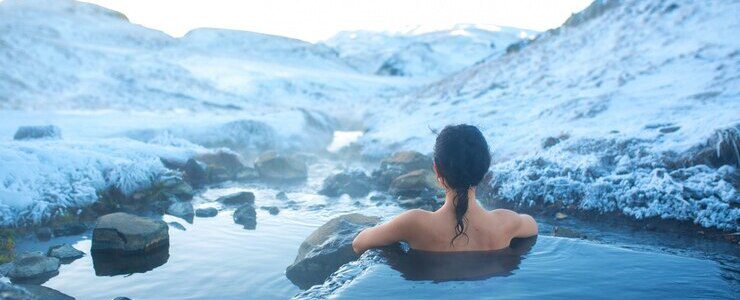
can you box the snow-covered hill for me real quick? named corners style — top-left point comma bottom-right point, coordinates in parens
top-left (323, 24), bottom-right (535, 78)
top-left (361, 0), bottom-right (739, 230)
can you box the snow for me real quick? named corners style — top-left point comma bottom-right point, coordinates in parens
top-left (0, 0), bottom-right (737, 230)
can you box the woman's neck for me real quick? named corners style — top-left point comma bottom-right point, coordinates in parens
top-left (439, 187), bottom-right (483, 214)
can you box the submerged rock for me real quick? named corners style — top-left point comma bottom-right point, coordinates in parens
top-left (319, 170), bottom-right (372, 198)
top-left (286, 213), bottom-right (380, 289)
top-left (195, 207), bottom-right (218, 218)
top-left (217, 192), bottom-right (255, 206)
top-left (46, 244), bottom-right (84, 262)
top-left (166, 202), bottom-right (194, 222)
top-left (13, 125), bottom-right (62, 140)
top-left (255, 152), bottom-right (308, 180)
top-left (8, 252), bottom-right (60, 283)
top-left (233, 204), bottom-right (257, 229)
top-left (372, 151), bottom-right (432, 188)
top-left (92, 213), bottom-right (169, 254)
top-left (389, 169), bottom-right (439, 197)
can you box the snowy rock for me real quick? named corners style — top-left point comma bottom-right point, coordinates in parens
top-left (13, 125), bottom-right (61, 141)
top-left (389, 169), bottom-right (439, 197)
top-left (46, 244), bottom-right (84, 262)
top-left (319, 171), bottom-right (372, 198)
top-left (7, 252), bottom-right (60, 282)
top-left (91, 213), bottom-right (169, 253)
top-left (195, 207), bottom-right (218, 218)
top-left (372, 151), bottom-right (432, 188)
top-left (217, 192), bottom-right (255, 206)
top-left (286, 213), bottom-right (380, 289)
top-left (233, 204), bottom-right (257, 229)
top-left (676, 126), bottom-right (739, 168)
top-left (255, 152), bottom-right (308, 180)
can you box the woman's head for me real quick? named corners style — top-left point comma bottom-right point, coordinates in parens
top-left (433, 124), bottom-right (491, 245)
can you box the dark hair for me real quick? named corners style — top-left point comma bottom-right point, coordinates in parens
top-left (433, 124), bottom-right (491, 246)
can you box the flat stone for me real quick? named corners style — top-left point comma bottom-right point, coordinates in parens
top-left (286, 213), bottom-right (380, 289)
top-left (46, 244), bottom-right (84, 262)
top-left (195, 207), bottom-right (218, 218)
top-left (8, 252), bottom-right (60, 282)
top-left (217, 192), bottom-right (255, 206)
top-left (92, 213), bottom-right (169, 254)
top-left (233, 204), bottom-right (257, 229)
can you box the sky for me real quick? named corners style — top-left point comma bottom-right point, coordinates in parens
top-left (82, 0), bottom-right (593, 42)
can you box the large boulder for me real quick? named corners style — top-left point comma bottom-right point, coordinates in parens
top-left (372, 151), bottom-right (432, 188)
top-left (13, 125), bottom-right (62, 140)
top-left (286, 213), bottom-right (380, 289)
top-left (233, 204), bottom-right (257, 229)
top-left (389, 169), bottom-right (439, 197)
top-left (7, 252), bottom-right (60, 283)
top-left (91, 213), bottom-right (169, 254)
top-left (217, 192), bottom-right (255, 206)
top-left (254, 152), bottom-right (308, 180)
top-left (47, 244), bottom-right (84, 262)
top-left (319, 170), bottom-right (372, 198)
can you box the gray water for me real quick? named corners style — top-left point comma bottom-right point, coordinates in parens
top-left (15, 159), bottom-right (739, 299)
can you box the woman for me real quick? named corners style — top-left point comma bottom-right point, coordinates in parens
top-left (353, 124), bottom-right (538, 254)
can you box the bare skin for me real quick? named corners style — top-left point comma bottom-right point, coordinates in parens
top-left (353, 165), bottom-right (538, 254)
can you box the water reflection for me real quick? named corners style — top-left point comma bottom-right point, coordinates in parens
top-left (383, 237), bottom-right (537, 282)
top-left (92, 245), bottom-right (170, 276)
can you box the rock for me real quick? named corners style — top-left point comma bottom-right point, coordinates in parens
top-left (46, 244), bottom-right (84, 262)
top-left (659, 126), bottom-right (680, 134)
top-left (0, 281), bottom-right (37, 300)
top-left (234, 167), bottom-right (259, 181)
top-left (195, 207), bottom-right (218, 218)
top-left (397, 196), bottom-right (441, 211)
top-left (319, 170), bottom-right (372, 198)
top-left (542, 137), bottom-right (560, 149)
top-left (34, 228), bottom-right (51, 241)
top-left (369, 194), bottom-right (387, 201)
top-left (166, 202), bottom-right (194, 222)
top-left (92, 213), bottom-right (169, 254)
top-left (167, 222), bottom-right (186, 231)
top-left (92, 245), bottom-right (169, 276)
top-left (555, 212), bottom-right (568, 220)
top-left (389, 169), bottom-right (439, 197)
top-left (8, 252), bottom-right (60, 282)
top-left (160, 176), bottom-right (195, 201)
top-left (114, 297), bottom-right (132, 300)
top-left (286, 213), bottom-right (380, 289)
top-left (233, 204), bottom-right (257, 229)
top-left (16, 284), bottom-right (74, 300)
top-left (182, 158), bottom-right (208, 188)
top-left (372, 151), bottom-right (432, 188)
top-left (13, 125), bottom-right (62, 140)
top-left (52, 223), bottom-right (88, 237)
top-left (276, 191), bottom-right (289, 201)
top-left (260, 206), bottom-right (280, 215)
top-left (195, 150), bottom-right (247, 183)
top-left (217, 192), bottom-right (255, 206)
top-left (254, 152), bottom-right (308, 180)
top-left (676, 126), bottom-right (739, 168)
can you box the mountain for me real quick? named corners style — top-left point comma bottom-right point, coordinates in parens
top-left (323, 24), bottom-right (535, 78)
top-left (361, 0), bottom-right (740, 230)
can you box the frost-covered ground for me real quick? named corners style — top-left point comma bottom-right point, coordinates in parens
top-left (361, 0), bottom-right (740, 230)
top-left (0, 0), bottom-right (737, 231)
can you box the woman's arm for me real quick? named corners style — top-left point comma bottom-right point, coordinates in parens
top-left (352, 209), bottom-right (423, 254)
